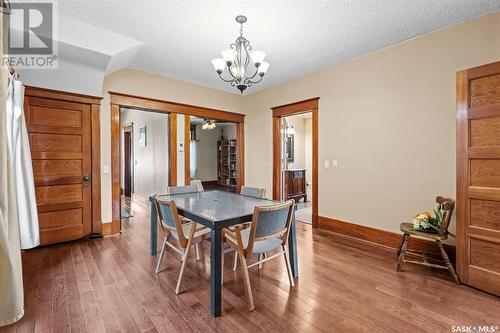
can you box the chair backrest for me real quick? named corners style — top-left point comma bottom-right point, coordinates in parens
top-left (190, 180), bottom-right (204, 192)
top-left (436, 196), bottom-right (455, 237)
top-left (154, 195), bottom-right (189, 247)
top-left (245, 200), bottom-right (294, 257)
top-left (240, 186), bottom-right (266, 199)
top-left (166, 185), bottom-right (199, 195)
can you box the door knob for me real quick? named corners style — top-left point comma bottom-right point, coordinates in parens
top-left (83, 175), bottom-right (90, 186)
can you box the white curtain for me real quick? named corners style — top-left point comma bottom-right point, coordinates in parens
top-left (190, 140), bottom-right (197, 179)
top-left (7, 75), bottom-right (39, 249)
top-left (0, 74), bottom-right (25, 325)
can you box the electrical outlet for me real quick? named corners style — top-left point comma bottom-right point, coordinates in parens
top-left (331, 160), bottom-right (338, 168)
top-left (324, 160), bottom-right (330, 169)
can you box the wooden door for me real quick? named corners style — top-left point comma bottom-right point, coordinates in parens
top-left (25, 95), bottom-right (92, 245)
top-left (457, 61), bottom-right (500, 296)
top-left (124, 131), bottom-right (132, 197)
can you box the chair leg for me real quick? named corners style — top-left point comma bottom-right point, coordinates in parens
top-left (232, 251), bottom-right (238, 271)
top-left (239, 250), bottom-right (255, 311)
top-left (283, 245), bottom-right (295, 287)
top-left (437, 240), bottom-right (460, 285)
top-left (195, 243), bottom-right (200, 261)
top-left (396, 233), bottom-right (410, 272)
top-left (396, 234), bottom-right (405, 257)
top-left (221, 248), bottom-right (224, 286)
top-left (258, 253), bottom-right (263, 270)
top-left (175, 238), bottom-right (194, 295)
top-left (155, 237), bottom-right (168, 273)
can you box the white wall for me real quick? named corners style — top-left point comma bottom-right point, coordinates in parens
top-left (120, 109), bottom-right (169, 198)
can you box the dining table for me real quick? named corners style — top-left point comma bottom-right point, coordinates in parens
top-left (148, 190), bottom-right (299, 317)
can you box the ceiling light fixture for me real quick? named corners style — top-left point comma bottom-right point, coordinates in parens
top-left (211, 15), bottom-right (270, 94)
top-left (202, 119), bottom-right (216, 130)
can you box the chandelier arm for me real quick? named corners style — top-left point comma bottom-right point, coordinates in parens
top-left (218, 73), bottom-right (236, 84)
top-left (245, 75), bottom-right (263, 85)
top-left (246, 66), bottom-right (259, 80)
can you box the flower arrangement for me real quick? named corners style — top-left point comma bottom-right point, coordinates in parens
top-left (411, 209), bottom-right (443, 233)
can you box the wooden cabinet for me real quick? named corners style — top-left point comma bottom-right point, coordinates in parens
top-left (457, 61), bottom-right (500, 296)
top-left (284, 169), bottom-right (307, 202)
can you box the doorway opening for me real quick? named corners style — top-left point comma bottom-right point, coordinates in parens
top-left (119, 108), bottom-right (169, 220)
top-left (189, 116), bottom-right (239, 192)
top-left (281, 113), bottom-right (313, 223)
top-left (272, 98), bottom-right (319, 227)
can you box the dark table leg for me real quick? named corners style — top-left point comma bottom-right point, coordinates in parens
top-left (150, 197), bottom-right (157, 256)
top-left (289, 211), bottom-right (299, 277)
top-left (210, 228), bottom-right (222, 317)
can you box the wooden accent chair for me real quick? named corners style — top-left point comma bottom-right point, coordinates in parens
top-left (396, 196), bottom-right (459, 284)
top-left (154, 195), bottom-right (210, 294)
top-left (231, 186), bottom-right (267, 271)
top-left (223, 200), bottom-right (296, 311)
top-left (240, 186), bottom-right (266, 199)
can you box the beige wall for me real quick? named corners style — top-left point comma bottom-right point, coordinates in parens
top-left (101, 69), bottom-right (242, 223)
top-left (242, 12), bottom-right (500, 234)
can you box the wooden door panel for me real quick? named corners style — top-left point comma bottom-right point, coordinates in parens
top-left (470, 74), bottom-right (500, 107)
top-left (30, 133), bottom-right (82, 152)
top-left (36, 184), bottom-right (83, 205)
top-left (470, 199), bottom-right (500, 230)
top-left (39, 208), bottom-right (83, 230)
top-left (470, 160), bottom-right (500, 188)
top-left (457, 61), bottom-right (500, 296)
top-left (470, 117), bottom-right (500, 147)
top-left (30, 106), bottom-right (82, 127)
top-left (25, 95), bottom-right (92, 245)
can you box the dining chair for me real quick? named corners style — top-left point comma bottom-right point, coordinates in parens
top-left (240, 186), bottom-right (266, 199)
top-left (230, 186), bottom-right (267, 271)
top-left (154, 195), bottom-right (211, 294)
top-left (165, 184), bottom-right (203, 259)
top-left (396, 196), bottom-right (459, 284)
top-left (223, 200), bottom-right (295, 311)
top-left (190, 180), bottom-right (204, 192)
top-left (166, 184), bottom-right (200, 195)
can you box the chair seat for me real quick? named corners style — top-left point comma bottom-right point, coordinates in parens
top-left (240, 228), bottom-right (283, 254)
top-left (171, 222), bottom-right (211, 242)
top-left (400, 222), bottom-right (447, 240)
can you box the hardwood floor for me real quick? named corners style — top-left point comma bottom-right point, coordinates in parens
top-left (2, 197), bottom-right (499, 333)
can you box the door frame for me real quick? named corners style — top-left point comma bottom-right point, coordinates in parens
top-left (110, 92), bottom-right (245, 234)
top-left (272, 97), bottom-right (319, 228)
top-left (24, 86), bottom-right (102, 235)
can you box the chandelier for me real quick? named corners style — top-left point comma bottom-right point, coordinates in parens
top-left (202, 119), bottom-right (216, 130)
top-left (211, 15), bottom-right (270, 94)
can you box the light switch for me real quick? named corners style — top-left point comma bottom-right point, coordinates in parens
top-left (331, 160), bottom-right (338, 168)
top-left (103, 165), bottom-right (110, 174)
top-left (324, 160), bottom-right (330, 169)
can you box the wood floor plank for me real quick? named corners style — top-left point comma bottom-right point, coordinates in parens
top-left (2, 195), bottom-right (499, 333)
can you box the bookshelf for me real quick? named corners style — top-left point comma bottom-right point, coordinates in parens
top-left (217, 139), bottom-right (238, 188)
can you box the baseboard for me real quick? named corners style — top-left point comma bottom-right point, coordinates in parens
top-left (102, 222), bottom-right (112, 236)
top-left (317, 216), bottom-right (456, 261)
top-left (201, 180), bottom-right (218, 187)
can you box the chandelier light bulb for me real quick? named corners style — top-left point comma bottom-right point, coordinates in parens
top-left (250, 50), bottom-right (266, 66)
top-left (258, 61), bottom-right (270, 76)
top-left (211, 58), bottom-right (225, 74)
top-left (221, 48), bottom-right (237, 65)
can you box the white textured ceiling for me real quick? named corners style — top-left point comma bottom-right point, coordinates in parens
top-left (58, 0), bottom-right (500, 94)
